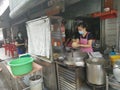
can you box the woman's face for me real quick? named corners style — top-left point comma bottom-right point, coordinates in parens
top-left (78, 26), bottom-right (85, 35)
top-left (18, 33), bottom-right (22, 37)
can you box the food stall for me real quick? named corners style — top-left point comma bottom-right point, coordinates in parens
top-left (25, 15), bottom-right (94, 90)
top-left (25, 14), bottom-right (111, 90)
top-left (8, 0), bottom-right (120, 90)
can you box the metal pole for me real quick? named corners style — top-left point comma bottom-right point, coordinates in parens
top-left (93, 86), bottom-right (96, 90)
top-left (15, 79), bottom-right (19, 90)
top-left (76, 68), bottom-right (80, 90)
top-left (106, 75), bottom-right (109, 90)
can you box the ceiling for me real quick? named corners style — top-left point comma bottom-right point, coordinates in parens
top-left (0, 0), bottom-right (9, 16)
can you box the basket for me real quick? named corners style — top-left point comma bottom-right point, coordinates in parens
top-left (8, 57), bottom-right (33, 76)
top-left (110, 55), bottom-right (120, 65)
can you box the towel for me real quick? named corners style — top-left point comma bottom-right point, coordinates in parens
top-left (26, 17), bottom-right (51, 58)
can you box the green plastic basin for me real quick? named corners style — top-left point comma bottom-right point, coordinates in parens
top-left (19, 53), bottom-right (31, 58)
top-left (8, 57), bottom-right (33, 76)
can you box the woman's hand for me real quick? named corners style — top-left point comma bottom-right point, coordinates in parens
top-left (15, 42), bottom-right (24, 46)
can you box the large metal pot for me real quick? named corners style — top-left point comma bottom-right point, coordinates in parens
top-left (86, 58), bottom-right (106, 85)
top-left (113, 60), bottom-right (120, 82)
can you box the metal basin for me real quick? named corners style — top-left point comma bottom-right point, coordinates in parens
top-left (65, 50), bottom-right (88, 66)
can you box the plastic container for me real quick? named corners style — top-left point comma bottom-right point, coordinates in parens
top-left (8, 57), bottom-right (33, 76)
top-left (110, 55), bottom-right (120, 65)
top-left (19, 53), bottom-right (31, 58)
top-left (29, 75), bottom-right (43, 90)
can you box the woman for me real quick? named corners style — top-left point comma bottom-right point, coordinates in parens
top-left (72, 22), bottom-right (93, 53)
top-left (15, 32), bottom-right (26, 54)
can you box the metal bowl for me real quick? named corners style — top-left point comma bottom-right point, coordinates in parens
top-left (65, 47), bottom-right (71, 52)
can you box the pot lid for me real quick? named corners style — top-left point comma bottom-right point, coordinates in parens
top-left (86, 58), bottom-right (105, 65)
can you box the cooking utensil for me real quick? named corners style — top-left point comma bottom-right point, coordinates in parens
top-left (86, 58), bottom-right (106, 85)
top-left (65, 49), bottom-right (88, 66)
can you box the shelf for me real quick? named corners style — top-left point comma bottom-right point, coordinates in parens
top-left (91, 9), bottom-right (117, 20)
top-left (52, 31), bottom-right (61, 35)
top-left (52, 45), bottom-right (62, 48)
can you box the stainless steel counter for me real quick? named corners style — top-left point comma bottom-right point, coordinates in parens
top-left (34, 57), bottom-right (58, 90)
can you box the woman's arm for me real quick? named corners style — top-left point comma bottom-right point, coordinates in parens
top-left (79, 39), bottom-right (92, 48)
top-left (15, 42), bottom-right (24, 47)
top-left (76, 39), bottom-right (80, 43)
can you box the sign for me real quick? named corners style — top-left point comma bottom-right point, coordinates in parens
top-left (91, 9), bottom-right (117, 20)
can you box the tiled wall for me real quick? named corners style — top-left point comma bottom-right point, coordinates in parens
top-left (104, 0), bottom-right (120, 51)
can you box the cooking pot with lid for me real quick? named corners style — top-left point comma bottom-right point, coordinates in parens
top-left (86, 58), bottom-right (106, 85)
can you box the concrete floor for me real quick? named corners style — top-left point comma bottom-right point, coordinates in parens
top-left (0, 73), bottom-right (10, 90)
top-left (0, 48), bottom-right (118, 90)
top-left (0, 48), bottom-right (12, 90)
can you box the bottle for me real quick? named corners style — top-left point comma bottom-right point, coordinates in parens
top-left (109, 46), bottom-right (116, 55)
top-left (104, 47), bottom-right (110, 55)
top-left (54, 42), bottom-right (57, 46)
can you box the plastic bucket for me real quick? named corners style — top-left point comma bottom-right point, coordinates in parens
top-left (19, 53), bottom-right (31, 58)
top-left (29, 75), bottom-right (42, 90)
top-left (110, 55), bottom-right (120, 65)
top-left (8, 57), bottom-right (33, 76)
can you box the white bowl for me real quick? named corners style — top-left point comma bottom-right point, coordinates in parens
top-left (104, 7), bottom-right (110, 12)
top-left (75, 62), bottom-right (84, 67)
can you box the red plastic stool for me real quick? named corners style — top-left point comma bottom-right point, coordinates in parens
top-left (3, 44), bottom-right (10, 55)
top-left (9, 44), bottom-right (17, 57)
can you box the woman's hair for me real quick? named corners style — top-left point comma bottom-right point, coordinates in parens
top-left (77, 22), bottom-right (88, 29)
top-left (17, 31), bottom-right (21, 35)
top-left (17, 31), bottom-right (24, 39)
